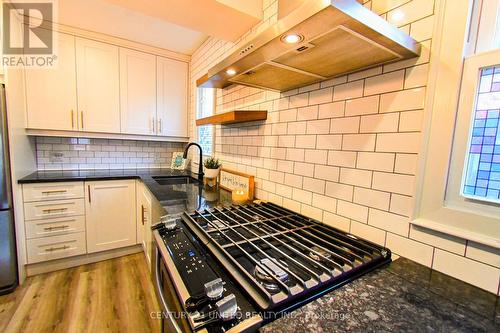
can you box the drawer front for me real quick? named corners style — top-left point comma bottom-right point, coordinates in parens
top-left (24, 199), bottom-right (85, 221)
top-left (25, 215), bottom-right (86, 239)
top-left (26, 232), bottom-right (87, 264)
top-left (23, 182), bottom-right (84, 202)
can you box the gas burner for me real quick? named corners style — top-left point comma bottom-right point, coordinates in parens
top-left (204, 219), bottom-right (226, 230)
top-left (253, 258), bottom-right (289, 292)
top-left (309, 246), bottom-right (332, 262)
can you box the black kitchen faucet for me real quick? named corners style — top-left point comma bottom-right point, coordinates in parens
top-left (183, 142), bottom-right (204, 181)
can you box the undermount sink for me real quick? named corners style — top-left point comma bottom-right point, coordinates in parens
top-left (152, 176), bottom-right (201, 186)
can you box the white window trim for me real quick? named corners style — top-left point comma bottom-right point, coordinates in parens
top-left (413, 0), bottom-right (500, 249)
top-left (196, 87), bottom-right (216, 157)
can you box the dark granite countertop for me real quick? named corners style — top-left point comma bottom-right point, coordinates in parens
top-left (18, 168), bottom-right (234, 215)
top-left (18, 169), bottom-right (500, 332)
top-left (260, 257), bottom-right (499, 333)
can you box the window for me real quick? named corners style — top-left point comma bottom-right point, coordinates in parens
top-left (197, 87), bottom-right (215, 156)
top-left (462, 65), bottom-right (500, 203)
top-left (413, 0), bottom-right (500, 245)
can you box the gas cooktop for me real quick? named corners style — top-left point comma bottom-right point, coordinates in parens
top-left (181, 202), bottom-right (391, 311)
top-left (153, 202), bottom-right (391, 333)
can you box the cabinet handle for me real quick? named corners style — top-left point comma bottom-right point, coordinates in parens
top-left (43, 225), bottom-right (70, 231)
top-left (88, 185), bottom-right (91, 203)
top-left (152, 117), bottom-right (155, 133)
top-left (158, 118), bottom-right (162, 134)
top-left (45, 245), bottom-right (70, 252)
top-left (42, 208), bottom-right (68, 214)
top-left (41, 190), bottom-right (67, 195)
top-left (141, 205), bottom-right (145, 225)
top-left (71, 110), bottom-right (74, 129)
top-left (81, 111), bottom-right (84, 129)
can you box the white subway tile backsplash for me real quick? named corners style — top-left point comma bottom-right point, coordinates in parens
top-left (372, 172), bottom-right (415, 196)
top-left (360, 113), bottom-right (399, 133)
top-left (325, 182), bottom-right (354, 201)
top-left (337, 200), bottom-right (369, 223)
top-left (333, 80), bottom-right (364, 101)
top-left (379, 87), bottom-right (426, 113)
top-left (354, 188), bottom-right (391, 210)
top-left (345, 95), bottom-right (380, 116)
top-left (339, 168), bottom-right (372, 188)
top-left (357, 152), bottom-right (395, 172)
top-left (323, 212), bottom-right (350, 232)
top-left (364, 70), bottom-right (405, 95)
top-left (330, 117), bottom-right (360, 134)
top-left (350, 221), bottom-right (386, 245)
top-left (433, 249), bottom-right (500, 294)
top-left (318, 101), bottom-right (345, 118)
top-left (386, 233), bottom-right (434, 266)
top-left (342, 134), bottom-right (376, 151)
top-left (328, 151), bottom-right (357, 168)
top-left (369, 209), bottom-right (409, 236)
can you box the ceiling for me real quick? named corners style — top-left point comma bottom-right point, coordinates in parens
top-left (56, 0), bottom-right (263, 55)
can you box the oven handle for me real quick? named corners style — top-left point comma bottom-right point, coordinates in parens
top-left (154, 245), bottom-right (183, 333)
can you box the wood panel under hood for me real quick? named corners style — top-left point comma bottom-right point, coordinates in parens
top-left (197, 0), bottom-right (421, 92)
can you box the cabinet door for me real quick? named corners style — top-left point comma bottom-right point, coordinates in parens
top-left (156, 56), bottom-right (188, 137)
top-left (85, 180), bottom-right (136, 253)
top-left (136, 182), bottom-right (152, 266)
top-left (76, 38), bottom-right (120, 133)
top-left (120, 48), bottom-right (157, 135)
top-left (26, 32), bottom-right (77, 130)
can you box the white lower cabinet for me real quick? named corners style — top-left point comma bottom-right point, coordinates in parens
top-left (85, 180), bottom-right (137, 253)
top-left (136, 181), bottom-right (153, 267)
top-left (26, 232), bottom-right (87, 264)
top-left (22, 179), bottom-right (150, 265)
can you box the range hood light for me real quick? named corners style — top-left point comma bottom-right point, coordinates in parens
top-left (226, 68), bottom-right (237, 75)
top-left (281, 33), bottom-right (303, 44)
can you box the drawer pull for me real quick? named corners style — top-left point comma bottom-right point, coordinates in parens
top-left (42, 208), bottom-right (68, 214)
top-left (45, 245), bottom-right (70, 252)
top-left (41, 190), bottom-right (67, 195)
top-left (43, 225), bottom-right (70, 231)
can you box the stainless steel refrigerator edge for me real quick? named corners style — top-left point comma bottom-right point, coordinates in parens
top-left (0, 84), bottom-right (18, 295)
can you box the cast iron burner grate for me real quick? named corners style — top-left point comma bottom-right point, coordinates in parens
top-left (181, 202), bottom-right (391, 311)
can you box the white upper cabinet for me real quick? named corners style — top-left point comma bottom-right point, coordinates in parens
top-left (157, 56), bottom-right (188, 137)
top-left (75, 38), bottom-right (120, 133)
top-left (26, 32), bottom-right (78, 130)
top-left (119, 48), bottom-right (157, 135)
top-left (23, 32), bottom-right (189, 139)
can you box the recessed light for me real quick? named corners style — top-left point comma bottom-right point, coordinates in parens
top-left (226, 69), bottom-right (237, 75)
top-left (281, 33), bottom-right (303, 44)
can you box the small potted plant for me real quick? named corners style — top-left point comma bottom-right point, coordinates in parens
top-left (204, 157), bottom-right (222, 179)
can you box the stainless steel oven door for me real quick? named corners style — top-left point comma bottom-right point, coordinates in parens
top-left (152, 230), bottom-right (192, 333)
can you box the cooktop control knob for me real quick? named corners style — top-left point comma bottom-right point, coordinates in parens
top-left (204, 278), bottom-right (224, 301)
top-left (216, 294), bottom-right (238, 321)
top-left (160, 216), bottom-right (177, 231)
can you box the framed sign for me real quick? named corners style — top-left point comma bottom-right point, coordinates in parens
top-left (219, 168), bottom-right (254, 199)
top-left (170, 152), bottom-right (188, 170)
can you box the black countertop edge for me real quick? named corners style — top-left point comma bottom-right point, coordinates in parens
top-left (17, 168), bottom-right (194, 184)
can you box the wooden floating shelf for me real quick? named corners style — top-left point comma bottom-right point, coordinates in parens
top-left (196, 110), bottom-right (267, 126)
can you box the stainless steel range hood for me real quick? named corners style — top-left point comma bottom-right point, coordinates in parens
top-left (197, 0), bottom-right (421, 92)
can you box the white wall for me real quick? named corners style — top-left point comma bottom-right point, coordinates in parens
top-left (189, 0), bottom-right (500, 294)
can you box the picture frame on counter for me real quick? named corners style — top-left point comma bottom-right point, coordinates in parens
top-left (170, 152), bottom-right (188, 170)
top-left (219, 168), bottom-right (254, 200)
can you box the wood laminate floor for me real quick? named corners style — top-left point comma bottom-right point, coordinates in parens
top-left (0, 253), bottom-right (161, 333)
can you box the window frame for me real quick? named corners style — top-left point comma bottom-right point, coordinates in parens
top-left (412, 0), bottom-right (500, 249)
top-left (196, 87), bottom-right (216, 157)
